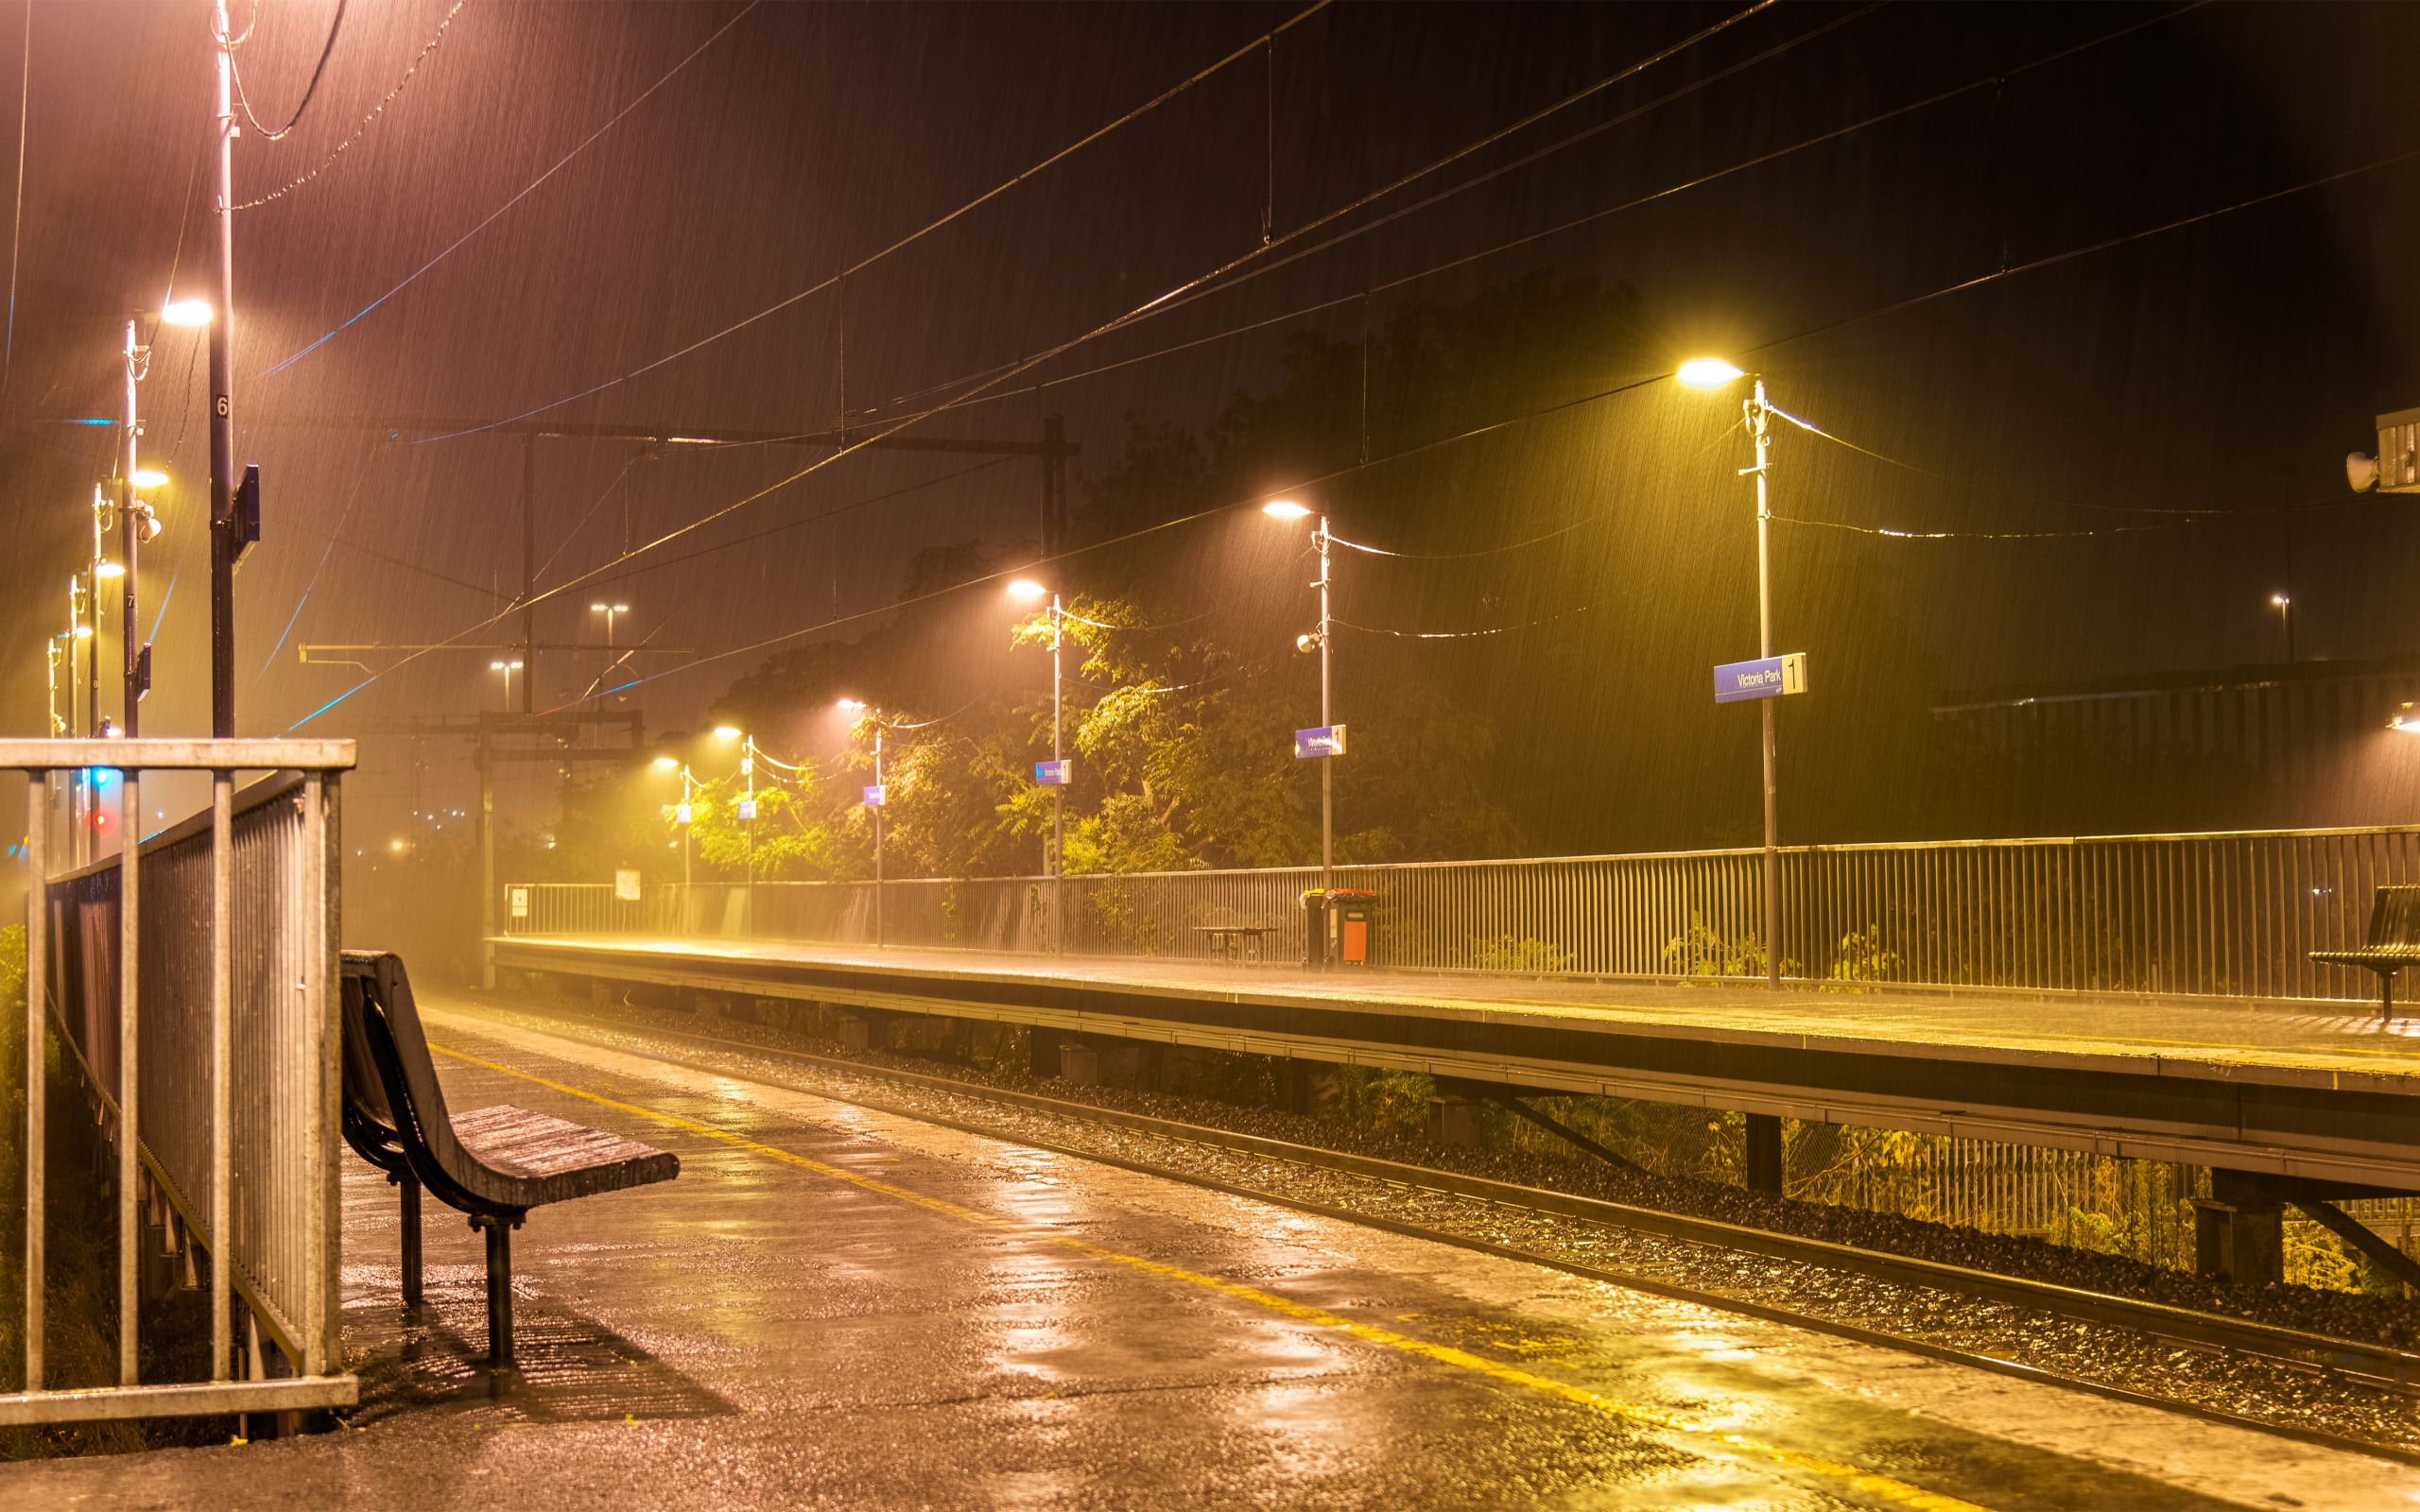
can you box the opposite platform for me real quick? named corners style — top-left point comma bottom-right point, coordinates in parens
top-left (493, 934), bottom-right (2420, 1191)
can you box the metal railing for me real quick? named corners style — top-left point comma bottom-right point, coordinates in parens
top-left (5, 739), bottom-right (356, 1427)
top-left (509, 822), bottom-right (2420, 1005)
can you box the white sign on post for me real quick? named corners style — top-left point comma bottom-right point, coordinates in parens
top-left (614, 869), bottom-right (642, 902)
top-left (510, 887), bottom-right (529, 919)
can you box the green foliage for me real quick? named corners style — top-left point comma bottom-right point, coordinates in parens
top-left (1824, 924), bottom-right (1898, 993)
top-left (1325, 1065), bottom-right (1436, 1139)
top-left (1467, 935), bottom-right (1575, 973)
top-left (1661, 913), bottom-right (1792, 980)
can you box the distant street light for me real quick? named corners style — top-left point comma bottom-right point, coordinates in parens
top-left (1680, 358), bottom-right (1784, 990)
top-left (1009, 579), bottom-right (1067, 952)
top-left (2271, 593), bottom-right (2295, 664)
top-left (489, 658), bottom-right (523, 711)
top-left (94, 559), bottom-right (125, 578)
top-left (1263, 500), bottom-right (1335, 902)
top-left (839, 699), bottom-right (896, 947)
top-left (591, 602), bottom-right (630, 645)
top-left (160, 299), bottom-right (212, 326)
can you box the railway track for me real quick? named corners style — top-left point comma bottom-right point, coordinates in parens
top-left (462, 995), bottom-right (2420, 1467)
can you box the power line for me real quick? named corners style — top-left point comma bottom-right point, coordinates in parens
top-left (2, 0), bottom-right (26, 418)
top-left (235, 0), bottom-right (467, 211)
top-left (805, 1), bottom-right (2191, 438)
top-left (258, 0), bottom-right (762, 376)
top-left (411, 0), bottom-right (1336, 444)
top-left (231, 0), bottom-right (348, 141)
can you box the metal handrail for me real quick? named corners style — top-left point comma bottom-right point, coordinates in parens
top-left (2, 738), bottom-right (357, 1427)
top-left (509, 819), bottom-right (2420, 1005)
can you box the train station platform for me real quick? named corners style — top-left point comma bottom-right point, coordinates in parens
top-left (4, 990), bottom-right (2405, 1510)
top-left (492, 933), bottom-right (2420, 1191)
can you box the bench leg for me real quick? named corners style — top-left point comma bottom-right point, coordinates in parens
top-left (397, 1174), bottom-right (423, 1308)
top-left (2386, 972), bottom-right (2398, 1025)
top-left (473, 1215), bottom-right (520, 1366)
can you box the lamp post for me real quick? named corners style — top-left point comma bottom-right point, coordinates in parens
top-left (593, 602), bottom-right (630, 645)
top-left (1262, 500), bottom-right (1331, 900)
top-left (1679, 358), bottom-right (1782, 990)
top-left (654, 756), bottom-right (697, 930)
top-left (838, 700), bottom-right (890, 948)
top-left (2271, 593), bottom-right (2294, 664)
top-left (714, 726), bottom-right (755, 935)
top-left (1007, 580), bottom-right (1066, 953)
top-left (489, 658), bottom-right (523, 712)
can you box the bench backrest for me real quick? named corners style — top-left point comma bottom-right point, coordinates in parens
top-left (2367, 886), bottom-right (2420, 948)
top-left (339, 950), bottom-right (527, 1216)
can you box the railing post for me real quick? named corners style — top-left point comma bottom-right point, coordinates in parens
top-left (117, 769), bottom-right (139, 1387)
top-left (210, 769), bottom-right (232, 1382)
top-left (23, 772), bottom-right (45, 1396)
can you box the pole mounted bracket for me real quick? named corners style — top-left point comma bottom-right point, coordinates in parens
top-left (227, 464), bottom-right (261, 562)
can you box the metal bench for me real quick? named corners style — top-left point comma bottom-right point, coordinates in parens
top-left (2309, 885), bottom-right (2420, 1022)
top-left (339, 950), bottom-right (679, 1365)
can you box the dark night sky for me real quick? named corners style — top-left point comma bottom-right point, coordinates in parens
top-left (6, 1), bottom-right (2419, 854)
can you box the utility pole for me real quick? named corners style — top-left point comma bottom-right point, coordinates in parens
top-left (1051, 597), bottom-right (1063, 955)
top-left (120, 316), bottom-right (156, 739)
top-left (1316, 516), bottom-right (1332, 900)
top-left (208, 0), bottom-right (237, 737)
top-left (1749, 379), bottom-right (1779, 992)
top-left (885, 720), bottom-right (895, 943)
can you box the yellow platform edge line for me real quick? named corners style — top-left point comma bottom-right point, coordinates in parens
top-left (429, 1038), bottom-right (1995, 1512)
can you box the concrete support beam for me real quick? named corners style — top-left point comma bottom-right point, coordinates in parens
top-left (1745, 1112), bottom-right (1785, 1194)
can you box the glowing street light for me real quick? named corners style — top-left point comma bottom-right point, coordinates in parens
top-left (131, 468), bottom-right (168, 489)
top-left (1680, 357), bottom-right (1784, 991)
top-left (489, 658), bottom-right (524, 711)
top-left (95, 560), bottom-right (125, 578)
top-left (2271, 593), bottom-right (2294, 664)
top-left (1010, 580), bottom-right (1070, 951)
top-left (1676, 357), bottom-right (1745, 388)
top-left (838, 699), bottom-right (902, 947)
top-left (160, 299), bottom-right (212, 326)
top-left (1264, 500), bottom-right (1337, 910)
top-left (591, 602), bottom-right (630, 645)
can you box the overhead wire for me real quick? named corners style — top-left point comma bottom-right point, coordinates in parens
top-left (231, 0), bottom-right (348, 141)
top-left (1, 0), bottom-right (21, 417)
top-left (235, 0), bottom-right (468, 210)
top-left (773, 0), bottom-right (2190, 437)
top-left (293, 0), bottom-right (2230, 727)
top-left (258, 0), bottom-right (763, 377)
top-left (410, 0), bottom-right (1337, 444)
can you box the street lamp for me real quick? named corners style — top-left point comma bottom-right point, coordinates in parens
top-left (656, 757), bottom-right (698, 923)
top-left (1680, 357), bottom-right (1783, 990)
top-left (592, 602), bottom-right (630, 644)
top-left (2271, 593), bottom-right (2294, 664)
top-left (1263, 499), bottom-right (1334, 904)
top-left (838, 699), bottom-right (898, 948)
top-left (489, 658), bottom-right (523, 711)
top-left (1008, 579), bottom-right (1070, 953)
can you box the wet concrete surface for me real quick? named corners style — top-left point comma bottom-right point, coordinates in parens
top-left (5, 997), bottom-right (2414, 1510)
top-left (498, 932), bottom-right (2420, 1091)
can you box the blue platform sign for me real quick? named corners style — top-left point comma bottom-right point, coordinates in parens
top-left (1034, 759), bottom-right (1072, 785)
top-left (1295, 724), bottom-right (1348, 759)
top-left (862, 783), bottom-right (887, 807)
top-left (736, 799), bottom-right (757, 820)
top-left (1714, 653), bottom-right (1809, 704)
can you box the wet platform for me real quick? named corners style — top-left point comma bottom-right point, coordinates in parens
top-left (494, 934), bottom-right (2420, 1189)
top-left (5, 990), bottom-right (2408, 1510)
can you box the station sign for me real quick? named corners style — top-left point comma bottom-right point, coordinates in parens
top-left (674, 802), bottom-right (693, 824)
top-left (737, 799), bottom-right (757, 820)
top-left (862, 783), bottom-right (887, 807)
top-left (614, 869), bottom-right (643, 902)
top-left (1034, 759), bottom-right (1072, 785)
top-left (1295, 724), bottom-right (1348, 759)
top-left (510, 887), bottom-right (529, 919)
top-left (1713, 653), bottom-right (1808, 704)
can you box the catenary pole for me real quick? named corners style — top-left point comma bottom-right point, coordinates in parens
top-left (208, 0), bottom-right (236, 736)
top-left (1751, 379), bottom-right (1779, 991)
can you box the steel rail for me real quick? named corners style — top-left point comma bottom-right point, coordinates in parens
top-left (468, 998), bottom-right (2420, 1466)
